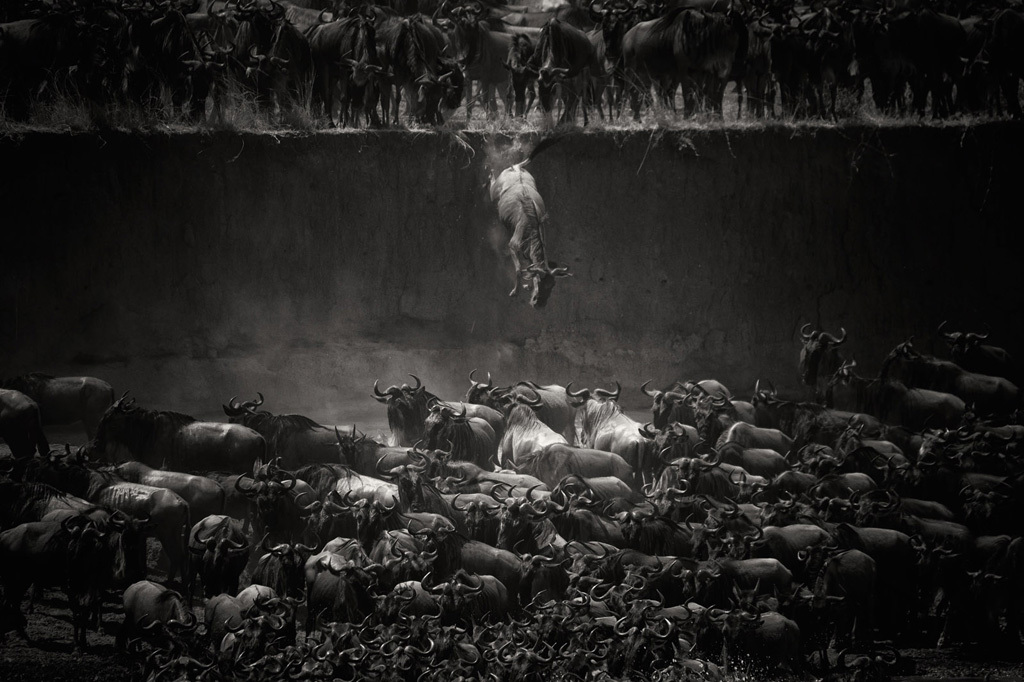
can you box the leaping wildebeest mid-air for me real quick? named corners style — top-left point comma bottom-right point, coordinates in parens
top-left (488, 136), bottom-right (572, 308)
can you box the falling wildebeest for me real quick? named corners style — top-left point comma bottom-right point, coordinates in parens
top-left (488, 136), bottom-right (572, 308)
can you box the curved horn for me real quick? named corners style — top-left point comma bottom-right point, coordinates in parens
top-left (565, 383), bottom-right (589, 400)
top-left (372, 380), bottom-right (391, 403)
top-left (822, 328), bottom-right (847, 345)
top-left (223, 396), bottom-right (247, 417)
top-left (594, 382), bottom-right (622, 401)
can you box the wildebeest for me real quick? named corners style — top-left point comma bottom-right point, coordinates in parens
top-left (828, 359), bottom-right (966, 432)
top-left (0, 13), bottom-right (85, 121)
top-left (374, 11), bottom-right (462, 124)
top-left (504, 32), bottom-right (538, 116)
top-left (881, 340), bottom-right (1019, 415)
top-left (799, 325), bottom-right (848, 404)
top-left (306, 7), bottom-right (384, 126)
top-left (0, 518), bottom-right (111, 649)
top-left (939, 322), bottom-right (1020, 387)
top-left (0, 373), bottom-right (114, 439)
top-left (443, 3), bottom-right (515, 119)
top-left (488, 138), bottom-right (572, 308)
top-left (86, 393), bottom-right (267, 473)
top-left (423, 401), bottom-right (498, 470)
top-left (22, 455), bottom-right (192, 584)
top-left (117, 579), bottom-right (196, 649)
top-left (498, 393), bottom-right (569, 463)
top-left (188, 514), bottom-right (250, 599)
top-left (621, 7), bottom-right (746, 119)
top-left (530, 18), bottom-right (602, 124)
top-left (115, 460), bottom-right (225, 520)
top-left (0, 389), bottom-right (48, 459)
top-left (223, 393), bottom-right (349, 468)
top-left (372, 374), bottom-right (503, 448)
top-left (566, 383), bottom-right (652, 479)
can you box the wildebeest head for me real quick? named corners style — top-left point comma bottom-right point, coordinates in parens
top-left (799, 324), bottom-right (847, 387)
top-left (439, 58), bottom-right (465, 111)
top-left (190, 515), bottom-right (249, 596)
top-left (389, 456), bottom-right (433, 513)
top-left (451, 493), bottom-right (499, 541)
top-left (640, 381), bottom-right (694, 430)
top-left (329, 488), bottom-right (398, 552)
top-left (222, 392), bottom-right (265, 422)
top-left (496, 490), bottom-right (548, 551)
top-left (372, 375), bottom-right (429, 445)
top-left (517, 261), bottom-right (572, 309)
top-left (255, 534), bottom-right (319, 598)
top-left (235, 461), bottom-right (320, 538)
top-left (106, 510), bottom-right (152, 585)
top-left (879, 338), bottom-right (920, 381)
top-left (608, 598), bottom-right (674, 674)
top-left (424, 401), bottom-right (469, 452)
top-left (938, 320), bottom-right (990, 358)
top-left (503, 33), bottom-right (537, 115)
top-left (589, 0), bottom-right (634, 60)
top-left (691, 394), bottom-right (735, 444)
top-left (465, 369), bottom-right (498, 407)
top-left (428, 569), bottom-right (483, 615)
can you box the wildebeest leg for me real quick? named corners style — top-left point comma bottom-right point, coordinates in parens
top-left (68, 590), bottom-right (89, 650)
top-left (464, 81), bottom-right (475, 122)
top-left (364, 83), bottom-right (382, 127)
top-left (484, 82), bottom-right (498, 118)
top-left (507, 236), bottom-right (528, 297)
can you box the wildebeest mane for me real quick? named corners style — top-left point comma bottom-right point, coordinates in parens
top-left (346, 14), bottom-right (378, 67)
top-left (651, 6), bottom-right (688, 34)
top-left (579, 399), bottom-right (624, 443)
top-left (241, 411), bottom-right (326, 452)
top-left (504, 403), bottom-right (541, 431)
top-left (428, 527), bottom-right (470, 581)
top-left (424, 413), bottom-right (473, 461)
top-left (295, 463), bottom-right (344, 499)
top-left (410, 473), bottom-right (455, 518)
top-left (403, 16), bottom-right (437, 79)
top-left (21, 459), bottom-right (113, 500)
top-left (93, 405), bottom-right (196, 461)
top-left (386, 390), bottom-right (435, 442)
top-left (0, 480), bottom-right (67, 527)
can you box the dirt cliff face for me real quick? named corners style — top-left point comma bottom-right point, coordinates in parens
top-left (1, 126), bottom-right (1019, 420)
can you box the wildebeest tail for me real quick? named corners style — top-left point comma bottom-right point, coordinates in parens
top-left (521, 133), bottom-right (568, 166)
top-left (180, 505), bottom-right (192, 589)
top-left (32, 415), bottom-right (50, 458)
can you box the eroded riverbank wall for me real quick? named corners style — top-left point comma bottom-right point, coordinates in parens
top-left (1, 125), bottom-right (1019, 421)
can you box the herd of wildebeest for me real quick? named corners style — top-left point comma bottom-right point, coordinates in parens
top-left (2, 0), bottom-right (1024, 126)
top-left (0, 321), bottom-right (1022, 680)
